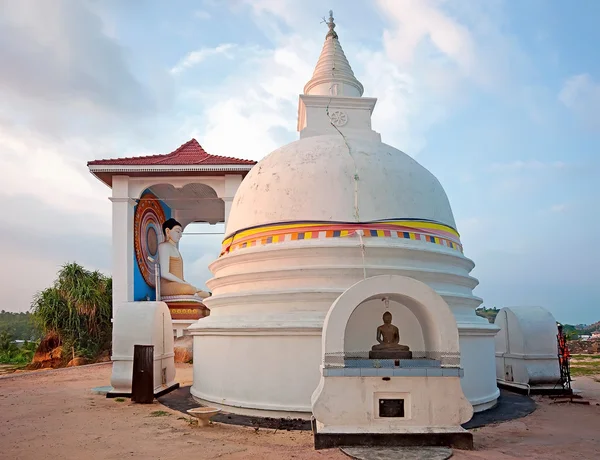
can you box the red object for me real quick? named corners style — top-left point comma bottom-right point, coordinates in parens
top-left (88, 139), bottom-right (256, 166)
top-left (558, 332), bottom-right (570, 366)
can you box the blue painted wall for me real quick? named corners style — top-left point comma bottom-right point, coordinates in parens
top-left (133, 189), bottom-right (172, 301)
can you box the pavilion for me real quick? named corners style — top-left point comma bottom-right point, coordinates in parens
top-left (88, 139), bottom-right (256, 335)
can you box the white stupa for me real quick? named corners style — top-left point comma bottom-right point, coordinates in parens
top-left (190, 13), bottom-right (499, 416)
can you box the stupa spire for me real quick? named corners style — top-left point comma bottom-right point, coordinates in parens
top-left (325, 10), bottom-right (338, 39)
top-left (303, 11), bottom-right (364, 97)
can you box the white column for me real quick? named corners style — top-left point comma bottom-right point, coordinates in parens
top-left (223, 175), bottom-right (243, 230)
top-left (109, 176), bottom-right (135, 319)
top-left (223, 198), bottom-right (233, 228)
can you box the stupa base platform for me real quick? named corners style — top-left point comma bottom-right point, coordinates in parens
top-left (312, 424), bottom-right (473, 451)
top-left (369, 350), bottom-right (413, 360)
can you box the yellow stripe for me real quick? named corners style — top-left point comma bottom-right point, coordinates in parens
top-left (222, 220), bottom-right (460, 246)
top-left (222, 221), bottom-right (464, 256)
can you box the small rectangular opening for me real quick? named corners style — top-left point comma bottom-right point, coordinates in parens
top-left (379, 398), bottom-right (405, 417)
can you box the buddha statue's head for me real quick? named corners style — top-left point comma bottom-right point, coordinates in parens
top-left (382, 311), bottom-right (392, 324)
top-left (162, 218), bottom-right (183, 244)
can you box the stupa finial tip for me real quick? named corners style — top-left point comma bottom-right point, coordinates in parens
top-left (325, 10), bottom-right (337, 39)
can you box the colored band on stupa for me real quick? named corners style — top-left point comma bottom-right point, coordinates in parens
top-left (220, 219), bottom-right (463, 256)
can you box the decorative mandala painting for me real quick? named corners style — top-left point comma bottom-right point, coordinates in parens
top-left (134, 192), bottom-right (167, 287)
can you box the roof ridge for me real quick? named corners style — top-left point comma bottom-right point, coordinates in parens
top-left (87, 138), bottom-right (256, 166)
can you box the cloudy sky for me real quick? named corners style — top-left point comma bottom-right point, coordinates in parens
top-left (1, 0), bottom-right (598, 324)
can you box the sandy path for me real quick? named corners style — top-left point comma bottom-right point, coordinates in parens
top-left (1, 365), bottom-right (599, 460)
top-left (0, 364), bottom-right (344, 460)
top-left (454, 376), bottom-right (600, 460)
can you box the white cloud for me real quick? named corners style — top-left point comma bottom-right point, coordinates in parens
top-left (0, 125), bottom-right (110, 219)
top-left (559, 73), bottom-right (600, 131)
top-left (0, 0), bottom-right (156, 121)
top-left (174, 33), bottom-right (318, 160)
top-left (378, 0), bottom-right (476, 75)
top-left (175, 0), bottom-right (519, 159)
top-left (170, 43), bottom-right (237, 75)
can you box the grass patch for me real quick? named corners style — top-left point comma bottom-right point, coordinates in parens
top-left (178, 416), bottom-right (198, 426)
top-left (114, 398), bottom-right (126, 402)
top-left (149, 410), bottom-right (170, 417)
top-left (570, 366), bottom-right (600, 376)
top-left (570, 354), bottom-right (600, 376)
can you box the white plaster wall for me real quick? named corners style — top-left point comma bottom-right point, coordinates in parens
top-left (459, 334), bottom-right (499, 410)
top-left (345, 299), bottom-right (424, 353)
top-left (191, 332), bottom-right (321, 414)
top-left (192, 240), bottom-right (499, 413)
top-left (226, 135), bottom-right (456, 234)
top-left (128, 176), bottom-right (227, 201)
top-left (312, 376), bottom-right (473, 431)
top-left (494, 306), bottom-right (561, 386)
top-left (110, 176), bottom-right (135, 315)
top-left (110, 301), bottom-right (176, 394)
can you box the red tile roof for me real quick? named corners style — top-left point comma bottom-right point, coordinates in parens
top-left (88, 139), bottom-right (256, 166)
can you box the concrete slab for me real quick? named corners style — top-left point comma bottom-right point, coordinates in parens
top-left (91, 386), bottom-right (113, 395)
top-left (340, 446), bottom-right (452, 460)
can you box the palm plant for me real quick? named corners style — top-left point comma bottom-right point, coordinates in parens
top-left (31, 262), bottom-right (112, 362)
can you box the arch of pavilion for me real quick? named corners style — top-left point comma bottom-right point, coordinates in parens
top-left (88, 139), bottom-right (256, 336)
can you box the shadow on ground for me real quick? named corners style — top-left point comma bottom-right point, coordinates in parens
top-left (158, 387), bottom-right (535, 432)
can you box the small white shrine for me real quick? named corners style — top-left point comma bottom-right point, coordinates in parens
top-left (494, 306), bottom-right (562, 393)
top-left (190, 13), bottom-right (499, 417)
top-left (109, 301), bottom-right (177, 397)
top-left (312, 275), bottom-right (473, 449)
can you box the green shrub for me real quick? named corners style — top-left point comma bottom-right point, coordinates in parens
top-left (31, 263), bottom-right (112, 364)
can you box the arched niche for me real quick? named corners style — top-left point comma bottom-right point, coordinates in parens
top-left (137, 183), bottom-right (225, 227)
top-left (129, 178), bottom-right (226, 200)
top-left (322, 275), bottom-right (461, 358)
top-left (344, 298), bottom-right (425, 353)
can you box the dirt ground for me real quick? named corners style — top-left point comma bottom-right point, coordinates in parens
top-left (1, 364), bottom-right (599, 460)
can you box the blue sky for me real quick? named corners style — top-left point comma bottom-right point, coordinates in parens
top-left (0, 0), bottom-right (598, 324)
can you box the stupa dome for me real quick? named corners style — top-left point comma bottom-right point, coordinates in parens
top-left (190, 12), bottom-right (499, 418)
top-left (227, 135), bottom-right (456, 235)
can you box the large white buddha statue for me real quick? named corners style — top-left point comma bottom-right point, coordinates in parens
top-left (158, 218), bottom-right (210, 299)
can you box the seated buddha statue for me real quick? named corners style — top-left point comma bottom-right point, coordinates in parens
top-left (369, 311), bottom-right (412, 359)
top-left (158, 218), bottom-right (210, 299)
